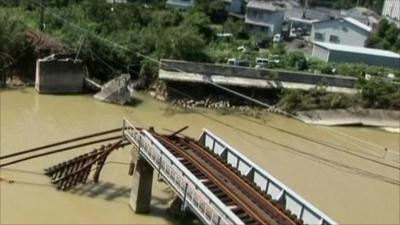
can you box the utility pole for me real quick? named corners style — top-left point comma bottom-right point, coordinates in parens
top-left (304, 0), bottom-right (309, 10)
top-left (39, 0), bottom-right (45, 31)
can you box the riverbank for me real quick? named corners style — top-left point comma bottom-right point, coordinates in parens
top-left (150, 91), bottom-right (399, 132)
top-left (297, 109), bottom-right (400, 132)
top-left (4, 75), bottom-right (34, 88)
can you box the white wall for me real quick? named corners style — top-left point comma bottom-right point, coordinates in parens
top-left (311, 45), bottom-right (330, 62)
top-left (382, 0), bottom-right (400, 21)
top-left (310, 19), bottom-right (370, 47)
top-left (246, 8), bottom-right (284, 34)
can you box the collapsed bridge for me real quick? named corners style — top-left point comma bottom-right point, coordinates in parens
top-left (0, 119), bottom-right (337, 225)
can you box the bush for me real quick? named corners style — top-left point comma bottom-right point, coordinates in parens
top-left (360, 79), bottom-right (400, 109)
top-left (278, 86), bottom-right (357, 112)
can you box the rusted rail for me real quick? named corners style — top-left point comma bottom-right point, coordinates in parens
top-left (44, 140), bottom-right (127, 191)
top-left (151, 133), bottom-right (301, 225)
top-left (0, 136), bottom-right (123, 168)
top-left (0, 128), bottom-right (122, 160)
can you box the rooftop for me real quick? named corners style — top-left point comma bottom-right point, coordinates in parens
top-left (247, 0), bottom-right (291, 11)
top-left (343, 17), bottom-right (373, 32)
top-left (285, 8), bottom-right (331, 21)
top-left (313, 41), bottom-right (400, 58)
top-left (313, 17), bottom-right (372, 33)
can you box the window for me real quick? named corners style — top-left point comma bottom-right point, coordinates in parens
top-left (329, 35), bottom-right (339, 43)
top-left (258, 11), bottom-right (263, 19)
top-left (314, 32), bottom-right (324, 41)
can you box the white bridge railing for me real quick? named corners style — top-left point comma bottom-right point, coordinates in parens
top-left (122, 119), bottom-right (244, 225)
top-left (199, 129), bottom-right (338, 225)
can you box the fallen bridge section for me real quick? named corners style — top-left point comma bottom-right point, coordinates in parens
top-left (159, 59), bottom-right (357, 94)
top-left (199, 129), bottom-right (337, 225)
top-left (123, 119), bottom-right (337, 225)
top-left (123, 120), bottom-right (244, 225)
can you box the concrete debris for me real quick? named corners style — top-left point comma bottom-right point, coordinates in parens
top-left (94, 74), bottom-right (133, 105)
top-left (168, 98), bottom-right (286, 117)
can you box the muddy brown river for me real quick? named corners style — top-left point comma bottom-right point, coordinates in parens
top-left (1, 88), bottom-right (399, 224)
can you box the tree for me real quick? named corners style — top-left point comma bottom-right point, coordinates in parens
top-left (223, 18), bottom-right (247, 39)
top-left (157, 24), bottom-right (207, 61)
top-left (360, 79), bottom-right (400, 109)
top-left (195, 0), bottom-right (227, 23)
top-left (284, 52), bottom-right (308, 71)
top-left (183, 11), bottom-right (213, 39)
top-left (0, 13), bottom-right (31, 86)
top-left (367, 19), bottom-right (400, 53)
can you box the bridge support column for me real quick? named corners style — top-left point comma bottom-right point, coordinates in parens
top-left (129, 152), bottom-right (154, 214)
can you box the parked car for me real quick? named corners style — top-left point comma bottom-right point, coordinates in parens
top-left (273, 34), bottom-right (282, 43)
top-left (227, 58), bottom-right (251, 67)
top-left (255, 57), bottom-right (269, 68)
top-left (268, 55), bottom-right (280, 64)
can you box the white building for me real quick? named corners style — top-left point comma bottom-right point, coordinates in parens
top-left (382, 0), bottom-right (400, 21)
top-left (310, 17), bottom-right (372, 47)
top-left (312, 41), bottom-right (400, 69)
top-left (245, 0), bottom-right (291, 34)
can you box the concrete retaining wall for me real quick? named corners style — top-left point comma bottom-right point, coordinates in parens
top-left (297, 109), bottom-right (400, 128)
top-left (35, 59), bottom-right (86, 94)
top-left (159, 59), bottom-right (357, 90)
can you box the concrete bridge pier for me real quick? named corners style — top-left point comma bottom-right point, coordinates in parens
top-left (129, 147), bottom-right (154, 214)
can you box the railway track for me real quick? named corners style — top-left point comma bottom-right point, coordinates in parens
top-left (151, 132), bottom-right (302, 225)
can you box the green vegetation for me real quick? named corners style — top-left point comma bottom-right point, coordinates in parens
top-left (0, 10), bottom-right (33, 86)
top-left (367, 19), bottom-right (400, 53)
top-left (0, 1), bottom-right (399, 111)
top-left (278, 80), bottom-right (400, 112)
top-left (278, 86), bottom-right (357, 112)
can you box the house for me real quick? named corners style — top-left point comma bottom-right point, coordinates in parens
top-left (310, 17), bottom-right (372, 47)
top-left (382, 0), bottom-right (400, 21)
top-left (166, 0), bottom-right (196, 10)
top-left (245, 0), bottom-right (292, 34)
top-left (285, 8), bottom-right (331, 37)
top-left (312, 41), bottom-right (400, 69)
top-left (223, 0), bottom-right (244, 15)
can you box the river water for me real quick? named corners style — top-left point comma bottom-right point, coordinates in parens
top-left (1, 88), bottom-right (399, 224)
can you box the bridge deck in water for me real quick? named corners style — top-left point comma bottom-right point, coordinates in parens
top-left (123, 119), bottom-right (337, 225)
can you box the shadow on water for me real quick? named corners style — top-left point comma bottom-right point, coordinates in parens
top-left (1, 166), bottom-right (197, 224)
top-left (164, 107), bottom-right (400, 185)
top-left (125, 97), bottom-right (143, 107)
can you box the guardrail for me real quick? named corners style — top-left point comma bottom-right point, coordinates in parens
top-left (122, 119), bottom-right (244, 225)
top-left (199, 129), bottom-right (338, 225)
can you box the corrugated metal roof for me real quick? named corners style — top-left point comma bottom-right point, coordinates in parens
top-left (312, 17), bottom-right (372, 33)
top-left (343, 17), bottom-right (372, 32)
top-left (313, 41), bottom-right (400, 58)
top-left (247, 0), bottom-right (278, 11)
top-left (247, 0), bottom-right (290, 11)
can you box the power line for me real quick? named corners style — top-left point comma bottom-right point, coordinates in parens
top-left (28, 0), bottom-right (395, 159)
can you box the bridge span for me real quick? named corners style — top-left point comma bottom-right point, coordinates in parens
top-left (123, 119), bottom-right (337, 225)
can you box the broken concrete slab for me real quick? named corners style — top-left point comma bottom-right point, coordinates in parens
top-left (94, 74), bottom-right (133, 105)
